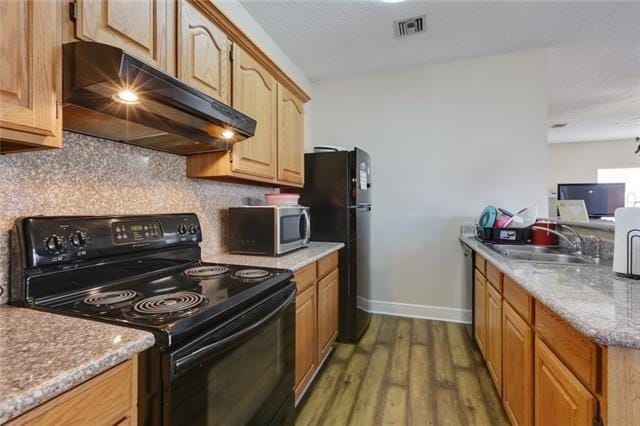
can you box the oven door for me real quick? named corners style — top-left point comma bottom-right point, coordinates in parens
top-left (276, 207), bottom-right (310, 255)
top-left (165, 284), bottom-right (295, 426)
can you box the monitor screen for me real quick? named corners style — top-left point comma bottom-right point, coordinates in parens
top-left (557, 183), bottom-right (625, 217)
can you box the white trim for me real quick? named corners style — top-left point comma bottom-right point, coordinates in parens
top-left (357, 296), bottom-right (471, 324)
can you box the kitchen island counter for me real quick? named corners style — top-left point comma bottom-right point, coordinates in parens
top-left (461, 234), bottom-right (640, 349)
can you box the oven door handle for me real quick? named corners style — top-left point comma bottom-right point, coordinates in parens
top-left (171, 287), bottom-right (296, 379)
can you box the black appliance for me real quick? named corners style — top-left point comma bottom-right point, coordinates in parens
top-left (557, 182), bottom-right (625, 218)
top-left (462, 243), bottom-right (474, 341)
top-left (228, 206), bottom-right (311, 256)
top-left (10, 214), bottom-right (295, 425)
top-left (63, 41), bottom-right (257, 155)
top-left (300, 148), bottom-right (371, 342)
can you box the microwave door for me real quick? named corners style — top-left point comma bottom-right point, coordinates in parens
top-left (277, 209), bottom-right (309, 254)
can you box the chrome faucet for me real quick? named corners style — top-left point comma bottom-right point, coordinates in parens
top-left (531, 224), bottom-right (602, 262)
top-left (531, 224), bottom-right (583, 254)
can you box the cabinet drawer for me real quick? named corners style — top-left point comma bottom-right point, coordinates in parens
top-left (9, 359), bottom-right (135, 425)
top-left (486, 262), bottom-right (503, 292)
top-left (317, 251), bottom-right (338, 279)
top-left (294, 262), bottom-right (317, 293)
top-left (475, 252), bottom-right (486, 275)
top-left (503, 276), bottom-right (532, 323)
top-left (535, 303), bottom-right (599, 393)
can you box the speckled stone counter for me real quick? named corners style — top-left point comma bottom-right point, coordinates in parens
top-left (208, 242), bottom-right (344, 271)
top-left (460, 235), bottom-right (640, 349)
top-left (0, 306), bottom-right (155, 423)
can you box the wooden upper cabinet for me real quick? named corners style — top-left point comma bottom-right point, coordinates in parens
top-left (502, 301), bottom-right (533, 426)
top-left (535, 337), bottom-right (596, 426)
top-left (0, 0), bottom-right (61, 153)
top-left (75, 0), bottom-right (175, 74)
top-left (231, 46), bottom-right (277, 179)
top-left (277, 84), bottom-right (304, 185)
top-left (177, 0), bottom-right (230, 104)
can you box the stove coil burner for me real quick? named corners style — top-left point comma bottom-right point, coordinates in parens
top-left (184, 265), bottom-right (229, 279)
top-left (233, 269), bottom-right (273, 282)
top-left (134, 292), bottom-right (206, 315)
top-left (83, 290), bottom-right (138, 306)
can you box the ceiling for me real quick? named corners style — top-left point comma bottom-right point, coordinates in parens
top-left (240, 0), bottom-right (640, 143)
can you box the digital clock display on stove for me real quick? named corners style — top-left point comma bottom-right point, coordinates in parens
top-left (112, 221), bottom-right (163, 244)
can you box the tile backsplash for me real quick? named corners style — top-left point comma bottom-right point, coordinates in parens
top-left (0, 132), bottom-right (272, 304)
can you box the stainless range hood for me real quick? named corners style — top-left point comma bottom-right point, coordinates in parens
top-left (62, 42), bottom-right (256, 155)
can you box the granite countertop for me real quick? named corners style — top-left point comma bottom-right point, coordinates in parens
top-left (460, 235), bottom-right (640, 349)
top-left (208, 241), bottom-right (344, 271)
top-left (0, 306), bottom-right (155, 423)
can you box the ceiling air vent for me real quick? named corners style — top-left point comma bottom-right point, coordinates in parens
top-left (394, 15), bottom-right (426, 38)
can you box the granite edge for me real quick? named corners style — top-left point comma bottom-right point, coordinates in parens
top-left (0, 331), bottom-right (155, 423)
top-left (460, 234), bottom-right (640, 349)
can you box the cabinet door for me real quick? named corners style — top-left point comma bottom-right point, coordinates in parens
top-left (0, 0), bottom-right (61, 151)
top-left (295, 284), bottom-right (317, 400)
top-left (75, 0), bottom-right (173, 73)
top-left (486, 283), bottom-right (503, 395)
top-left (277, 84), bottom-right (304, 185)
top-left (474, 274), bottom-right (487, 358)
top-left (503, 301), bottom-right (533, 426)
top-left (231, 46), bottom-right (277, 179)
top-left (177, 0), bottom-right (230, 104)
top-left (317, 268), bottom-right (339, 361)
top-left (535, 337), bottom-right (596, 426)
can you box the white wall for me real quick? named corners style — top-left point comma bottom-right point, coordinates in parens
top-left (310, 49), bottom-right (548, 321)
top-left (549, 138), bottom-right (640, 192)
top-left (214, 0), bottom-right (312, 95)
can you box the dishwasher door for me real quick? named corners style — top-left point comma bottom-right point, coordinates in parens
top-left (462, 243), bottom-right (475, 341)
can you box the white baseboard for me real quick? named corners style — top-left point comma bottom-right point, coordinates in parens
top-left (357, 296), bottom-right (472, 324)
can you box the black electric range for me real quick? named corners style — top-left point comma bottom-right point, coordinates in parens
top-left (10, 214), bottom-right (296, 425)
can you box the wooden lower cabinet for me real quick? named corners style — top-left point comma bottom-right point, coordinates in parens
top-left (486, 283), bottom-right (503, 395)
top-left (474, 272), bottom-right (487, 357)
top-left (293, 253), bottom-right (340, 403)
top-left (317, 268), bottom-right (339, 361)
top-left (534, 337), bottom-right (596, 426)
top-left (502, 301), bottom-right (533, 426)
top-left (295, 283), bottom-right (317, 400)
top-left (8, 358), bottom-right (137, 425)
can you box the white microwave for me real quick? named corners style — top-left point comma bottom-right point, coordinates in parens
top-left (228, 206), bottom-right (310, 256)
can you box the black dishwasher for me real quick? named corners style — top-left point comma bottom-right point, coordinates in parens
top-left (462, 243), bottom-right (475, 341)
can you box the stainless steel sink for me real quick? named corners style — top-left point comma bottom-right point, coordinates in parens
top-left (486, 244), bottom-right (599, 265)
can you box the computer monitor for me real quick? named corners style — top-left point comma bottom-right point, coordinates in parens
top-left (557, 183), bottom-right (625, 218)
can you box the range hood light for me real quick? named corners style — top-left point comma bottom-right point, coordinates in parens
top-left (221, 129), bottom-right (235, 139)
top-left (115, 89), bottom-right (139, 104)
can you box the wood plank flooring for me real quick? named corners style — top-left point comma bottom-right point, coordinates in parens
top-left (296, 314), bottom-right (508, 426)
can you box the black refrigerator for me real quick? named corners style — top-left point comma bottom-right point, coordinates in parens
top-left (300, 148), bottom-right (371, 342)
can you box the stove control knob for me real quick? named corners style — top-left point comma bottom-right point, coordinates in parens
top-left (45, 235), bottom-right (64, 252)
top-left (177, 224), bottom-right (187, 235)
top-left (71, 231), bottom-right (87, 247)
top-left (188, 224), bottom-right (198, 235)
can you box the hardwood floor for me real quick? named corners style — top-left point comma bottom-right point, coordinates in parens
top-left (296, 314), bottom-right (509, 425)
